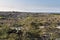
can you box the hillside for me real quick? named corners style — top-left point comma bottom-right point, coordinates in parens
top-left (0, 12), bottom-right (60, 40)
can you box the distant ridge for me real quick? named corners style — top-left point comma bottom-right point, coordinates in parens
top-left (0, 11), bottom-right (60, 14)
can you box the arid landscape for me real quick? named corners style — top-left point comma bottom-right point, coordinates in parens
top-left (0, 0), bottom-right (60, 40)
top-left (0, 12), bottom-right (60, 40)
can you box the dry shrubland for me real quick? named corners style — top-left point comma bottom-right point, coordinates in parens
top-left (0, 12), bottom-right (60, 40)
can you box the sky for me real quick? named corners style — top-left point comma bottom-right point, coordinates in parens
top-left (0, 0), bottom-right (60, 12)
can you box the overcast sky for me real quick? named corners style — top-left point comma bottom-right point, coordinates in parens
top-left (0, 0), bottom-right (60, 12)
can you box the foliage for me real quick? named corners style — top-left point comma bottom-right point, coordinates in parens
top-left (0, 13), bottom-right (60, 40)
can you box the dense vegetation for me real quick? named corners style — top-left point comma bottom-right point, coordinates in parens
top-left (0, 12), bottom-right (60, 40)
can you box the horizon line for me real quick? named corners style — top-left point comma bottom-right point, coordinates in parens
top-left (0, 11), bottom-right (59, 13)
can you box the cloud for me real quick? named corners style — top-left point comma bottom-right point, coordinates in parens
top-left (0, 1), bottom-right (60, 12)
top-left (15, 5), bottom-right (60, 12)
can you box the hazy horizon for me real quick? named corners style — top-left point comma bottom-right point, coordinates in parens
top-left (0, 0), bottom-right (60, 12)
